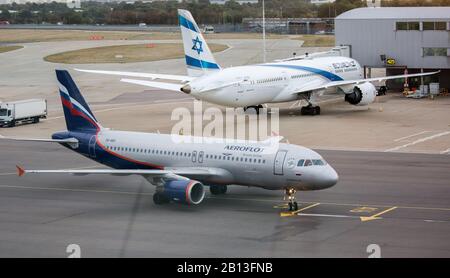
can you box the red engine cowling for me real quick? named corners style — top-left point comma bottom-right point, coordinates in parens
top-left (345, 82), bottom-right (377, 106)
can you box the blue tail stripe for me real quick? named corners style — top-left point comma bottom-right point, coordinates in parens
top-left (185, 55), bottom-right (220, 69)
top-left (178, 15), bottom-right (199, 33)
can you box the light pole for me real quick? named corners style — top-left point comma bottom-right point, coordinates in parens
top-left (262, 0), bottom-right (266, 63)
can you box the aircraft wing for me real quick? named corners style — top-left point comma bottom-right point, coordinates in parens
top-left (74, 68), bottom-right (194, 83)
top-left (293, 71), bottom-right (440, 94)
top-left (121, 78), bottom-right (183, 92)
top-left (16, 165), bottom-right (219, 178)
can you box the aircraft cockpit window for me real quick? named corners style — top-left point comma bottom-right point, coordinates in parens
top-left (312, 159), bottom-right (326, 166)
top-left (297, 159), bottom-right (304, 166)
top-left (304, 159), bottom-right (313, 167)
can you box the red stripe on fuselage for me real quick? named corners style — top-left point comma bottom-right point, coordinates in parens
top-left (60, 96), bottom-right (162, 170)
top-left (95, 135), bottom-right (164, 170)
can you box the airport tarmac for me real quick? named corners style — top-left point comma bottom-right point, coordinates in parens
top-left (0, 36), bottom-right (449, 257)
top-left (0, 141), bottom-right (449, 257)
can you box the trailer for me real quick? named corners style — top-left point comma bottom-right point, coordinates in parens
top-left (0, 99), bottom-right (47, 127)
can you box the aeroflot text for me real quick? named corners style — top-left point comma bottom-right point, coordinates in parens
top-left (224, 145), bottom-right (264, 152)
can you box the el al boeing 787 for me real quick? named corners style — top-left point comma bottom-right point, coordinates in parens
top-left (4, 70), bottom-right (338, 211)
top-left (76, 9), bottom-right (438, 115)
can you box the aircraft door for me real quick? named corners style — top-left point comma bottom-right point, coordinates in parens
top-left (273, 150), bottom-right (287, 175)
top-left (192, 151), bottom-right (197, 163)
top-left (235, 76), bottom-right (250, 103)
top-left (88, 135), bottom-right (96, 158)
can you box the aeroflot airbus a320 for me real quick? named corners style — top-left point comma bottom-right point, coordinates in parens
top-left (77, 9), bottom-right (438, 115)
top-left (4, 70), bottom-right (338, 211)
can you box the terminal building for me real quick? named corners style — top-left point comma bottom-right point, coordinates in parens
top-left (335, 7), bottom-right (450, 90)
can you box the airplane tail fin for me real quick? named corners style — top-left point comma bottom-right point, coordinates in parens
top-left (178, 9), bottom-right (221, 77)
top-left (56, 70), bottom-right (101, 132)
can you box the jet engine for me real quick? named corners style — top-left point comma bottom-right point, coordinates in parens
top-left (344, 82), bottom-right (377, 106)
top-left (162, 180), bottom-right (205, 205)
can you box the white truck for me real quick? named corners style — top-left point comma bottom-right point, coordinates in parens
top-left (0, 99), bottom-right (47, 127)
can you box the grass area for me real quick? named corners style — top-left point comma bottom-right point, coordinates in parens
top-left (43, 43), bottom-right (228, 64)
top-left (0, 29), bottom-right (287, 43)
top-left (0, 29), bottom-right (171, 43)
top-left (294, 35), bottom-right (335, 47)
top-left (0, 45), bottom-right (23, 53)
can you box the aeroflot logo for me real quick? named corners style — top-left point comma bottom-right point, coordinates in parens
top-left (224, 146), bottom-right (264, 153)
top-left (332, 61), bottom-right (356, 69)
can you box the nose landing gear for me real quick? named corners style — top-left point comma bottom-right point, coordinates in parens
top-left (284, 188), bottom-right (299, 211)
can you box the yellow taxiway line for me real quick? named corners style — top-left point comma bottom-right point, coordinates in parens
top-left (280, 202), bottom-right (321, 217)
top-left (360, 206), bottom-right (398, 222)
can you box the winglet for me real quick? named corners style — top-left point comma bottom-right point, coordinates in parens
top-left (16, 165), bottom-right (25, 177)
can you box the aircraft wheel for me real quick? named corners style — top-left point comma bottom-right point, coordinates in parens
top-left (153, 192), bottom-right (169, 205)
top-left (220, 185), bottom-right (227, 194)
top-left (315, 106), bottom-right (321, 115)
top-left (300, 106), bottom-right (308, 115)
top-left (210, 185), bottom-right (227, 195)
top-left (301, 106), bottom-right (320, 116)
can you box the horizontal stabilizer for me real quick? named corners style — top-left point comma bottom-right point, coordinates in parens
top-left (2, 137), bottom-right (79, 148)
top-left (75, 68), bottom-right (193, 83)
top-left (121, 78), bottom-right (183, 92)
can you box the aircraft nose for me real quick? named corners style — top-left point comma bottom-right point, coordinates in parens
top-left (321, 166), bottom-right (339, 188)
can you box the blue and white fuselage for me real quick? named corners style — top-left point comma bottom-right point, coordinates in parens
top-left (76, 9), bottom-right (438, 113)
top-left (186, 56), bottom-right (362, 107)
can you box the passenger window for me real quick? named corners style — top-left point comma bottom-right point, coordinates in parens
top-left (304, 159), bottom-right (312, 167)
top-left (297, 159), bottom-right (305, 167)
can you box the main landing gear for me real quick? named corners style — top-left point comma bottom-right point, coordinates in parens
top-left (243, 105), bottom-right (264, 115)
top-left (300, 104), bottom-right (320, 116)
top-left (284, 188), bottom-right (299, 211)
top-left (153, 191), bottom-right (170, 205)
top-left (210, 185), bottom-right (227, 195)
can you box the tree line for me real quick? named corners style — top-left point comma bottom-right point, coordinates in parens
top-left (0, 0), bottom-right (448, 25)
